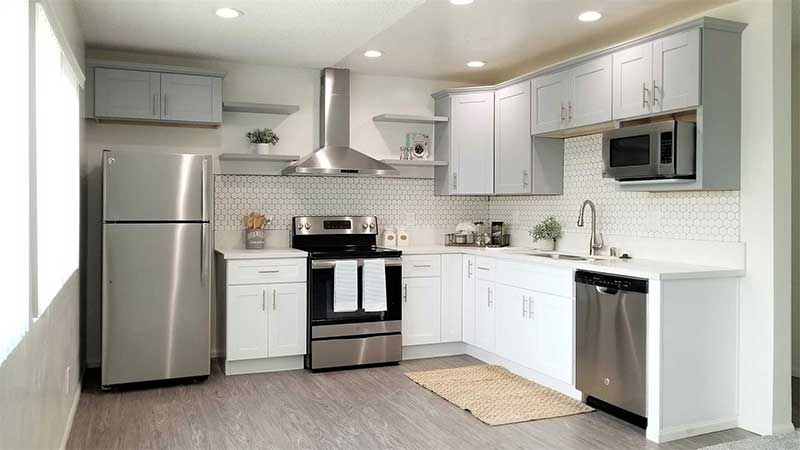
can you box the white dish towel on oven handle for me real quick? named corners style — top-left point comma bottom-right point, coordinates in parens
top-left (362, 259), bottom-right (387, 312)
top-left (333, 260), bottom-right (358, 312)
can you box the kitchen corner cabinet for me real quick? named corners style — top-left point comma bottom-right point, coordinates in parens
top-left (494, 82), bottom-right (532, 194)
top-left (612, 28), bottom-right (700, 120)
top-left (92, 64), bottom-right (223, 125)
top-left (461, 255), bottom-right (477, 346)
top-left (433, 91), bottom-right (495, 195)
top-left (440, 254), bottom-right (463, 343)
top-left (531, 55), bottom-right (612, 135)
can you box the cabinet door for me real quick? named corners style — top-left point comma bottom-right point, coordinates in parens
top-left (160, 73), bottom-right (222, 124)
top-left (531, 292), bottom-right (574, 384)
top-left (227, 285), bottom-right (268, 361)
top-left (474, 279), bottom-right (496, 353)
top-left (94, 68), bottom-right (160, 120)
top-left (402, 277), bottom-right (442, 346)
top-left (451, 92), bottom-right (495, 195)
top-left (612, 42), bottom-right (653, 120)
top-left (495, 82), bottom-right (532, 194)
top-left (462, 255), bottom-right (477, 346)
top-left (267, 283), bottom-right (307, 358)
top-left (569, 55), bottom-right (612, 128)
top-left (531, 70), bottom-right (569, 135)
top-left (495, 284), bottom-right (525, 364)
top-left (441, 254), bottom-right (463, 343)
top-left (652, 28), bottom-right (700, 113)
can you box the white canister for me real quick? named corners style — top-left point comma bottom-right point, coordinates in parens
top-left (397, 229), bottom-right (410, 247)
top-left (381, 229), bottom-right (397, 247)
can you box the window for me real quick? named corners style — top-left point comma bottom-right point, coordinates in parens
top-left (0, 0), bottom-right (30, 363)
top-left (33, 2), bottom-right (80, 315)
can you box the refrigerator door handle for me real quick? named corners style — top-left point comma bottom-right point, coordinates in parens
top-left (201, 157), bottom-right (209, 221)
top-left (201, 223), bottom-right (208, 285)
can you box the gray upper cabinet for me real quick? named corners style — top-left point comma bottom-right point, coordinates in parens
top-left (652, 28), bottom-right (700, 113)
top-left (91, 63), bottom-right (224, 126)
top-left (530, 69), bottom-right (570, 135)
top-left (434, 91), bottom-right (494, 195)
top-left (613, 28), bottom-right (700, 120)
top-left (160, 73), bottom-right (222, 124)
top-left (495, 82), bottom-right (531, 194)
top-left (95, 68), bottom-right (161, 120)
top-left (569, 55), bottom-right (612, 128)
top-left (531, 55), bottom-right (611, 135)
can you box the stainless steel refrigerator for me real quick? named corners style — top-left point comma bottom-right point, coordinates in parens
top-left (102, 149), bottom-right (211, 387)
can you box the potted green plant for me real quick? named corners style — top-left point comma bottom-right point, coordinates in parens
top-left (529, 216), bottom-right (562, 251)
top-left (246, 128), bottom-right (280, 154)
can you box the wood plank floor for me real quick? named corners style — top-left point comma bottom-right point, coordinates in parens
top-left (68, 356), bottom-right (755, 450)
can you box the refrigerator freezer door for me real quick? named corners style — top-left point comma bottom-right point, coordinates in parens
top-left (102, 223), bottom-right (211, 386)
top-left (103, 149), bottom-right (210, 222)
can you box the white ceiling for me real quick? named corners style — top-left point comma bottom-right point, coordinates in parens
top-left (75, 0), bottom-right (733, 84)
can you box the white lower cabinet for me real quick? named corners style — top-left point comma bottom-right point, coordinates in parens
top-left (267, 283), bottom-right (308, 358)
top-left (462, 255), bottom-right (477, 346)
top-left (402, 277), bottom-right (442, 346)
top-left (530, 291), bottom-right (574, 384)
top-left (227, 284), bottom-right (269, 361)
top-left (495, 284), bottom-right (535, 368)
top-left (440, 254), bottom-right (463, 343)
top-left (475, 279), bottom-right (496, 353)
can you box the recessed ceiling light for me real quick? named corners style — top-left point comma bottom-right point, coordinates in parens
top-left (215, 7), bottom-right (243, 19)
top-left (578, 11), bottom-right (602, 22)
top-left (364, 50), bottom-right (383, 58)
top-left (466, 60), bottom-right (486, 68)
top-left (449, 0), bottom-right (474, 5)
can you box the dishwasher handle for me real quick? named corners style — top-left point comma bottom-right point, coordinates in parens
top-left (596, 286), bottom-right (619, 295)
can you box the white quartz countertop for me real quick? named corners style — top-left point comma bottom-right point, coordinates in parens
top-left (401, 245), bottom-right (744, 280)
top-left (215, 247), bottom-right (307, 259)
top-left (215, 244), bottom-right (743, 280)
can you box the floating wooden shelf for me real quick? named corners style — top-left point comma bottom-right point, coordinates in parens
top-left (372, 114), bottom-right (448, 124)
top-left (381, 159), bottom-right (447, 167)
top-left (218, 153), bottom-right (299, 162)
top-left (222, 102), bottom-right (300, 115)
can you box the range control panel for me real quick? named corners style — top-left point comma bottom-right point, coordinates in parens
top-left (293, 216), bottom-right (377, 235)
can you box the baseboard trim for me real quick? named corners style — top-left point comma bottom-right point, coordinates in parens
top-left (402, 342), bottom-right (465, 360)
top-left (59, 376), bottom-right (82, 450)
top-left (651, 417), bottom-right (738, 443)
top-left (224, 355), bottom-right (304, 376)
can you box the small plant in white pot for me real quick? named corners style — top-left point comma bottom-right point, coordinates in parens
top-left (247, 128), bottom-right (279, 154)
top-left (529, 216), bottom-right (562, 251)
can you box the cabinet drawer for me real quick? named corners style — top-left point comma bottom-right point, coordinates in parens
top-left (228, 258), bottom-right (307, 285)
top-left (496, 260), bottom-right (572, 298)
top-left (474, 257), bottom-right (496, 281)
top-left (402, 255), bottom-right (441, 278)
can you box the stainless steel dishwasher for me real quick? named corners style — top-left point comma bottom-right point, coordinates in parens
top-left (575, 270), bottom-right (648, 419)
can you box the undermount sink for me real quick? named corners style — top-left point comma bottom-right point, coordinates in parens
top-left (527, 253), bottom-right (592, 261)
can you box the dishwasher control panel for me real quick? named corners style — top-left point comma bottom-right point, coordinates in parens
top-left (574, 271), bottom-right (648, 293)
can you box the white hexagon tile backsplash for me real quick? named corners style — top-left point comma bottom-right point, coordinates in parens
top-left (214, 175), bottom-right (490, 231)
top-left (490, 134), bottom-right (740, 242)
top-left (215, 134), bottom-right (740, 243)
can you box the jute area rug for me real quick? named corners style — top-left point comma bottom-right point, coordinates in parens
top-left (405, 364), bottom-right (593, 426)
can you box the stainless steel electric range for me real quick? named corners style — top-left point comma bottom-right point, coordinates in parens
top-left (291, 216), bottom-right (403, 371)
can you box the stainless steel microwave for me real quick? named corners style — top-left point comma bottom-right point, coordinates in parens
top-left (602, 120), bottom-right (696, 181)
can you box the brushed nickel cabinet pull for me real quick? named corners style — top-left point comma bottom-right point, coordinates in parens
top-left (258, 270), bottom-right (280, 274)
top-left (272, 289), bottom-right (276, 310)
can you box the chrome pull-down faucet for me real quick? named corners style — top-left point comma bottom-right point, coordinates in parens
top-left (577, 199), bottom-right (604, 256)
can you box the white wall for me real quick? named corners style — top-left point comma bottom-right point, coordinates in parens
top-left (83, 48), bottom-right (472, 365)
top-left (791, 0), bottom-right (800, 383)
top-left (0, 1), bottom-right (84, 449)
top-left (704, 0), bottom-right (794, 436)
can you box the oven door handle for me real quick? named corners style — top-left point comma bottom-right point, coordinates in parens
top-left (311, 258), bottom-right (402, 270)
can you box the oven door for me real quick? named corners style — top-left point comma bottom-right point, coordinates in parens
top-left (308, 257), bottom-right (402, 327)
top-left (602, 121), bottom-right (675, 180)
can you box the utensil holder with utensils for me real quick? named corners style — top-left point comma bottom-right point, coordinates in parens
top-left (244, 212), bottom-right (269, 249)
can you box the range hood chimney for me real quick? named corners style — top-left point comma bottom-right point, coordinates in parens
top-left (282, 68), bottom-right (398, 176)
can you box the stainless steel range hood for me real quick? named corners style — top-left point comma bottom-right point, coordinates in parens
top-left (282, 68), bottom-right (397, 176)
